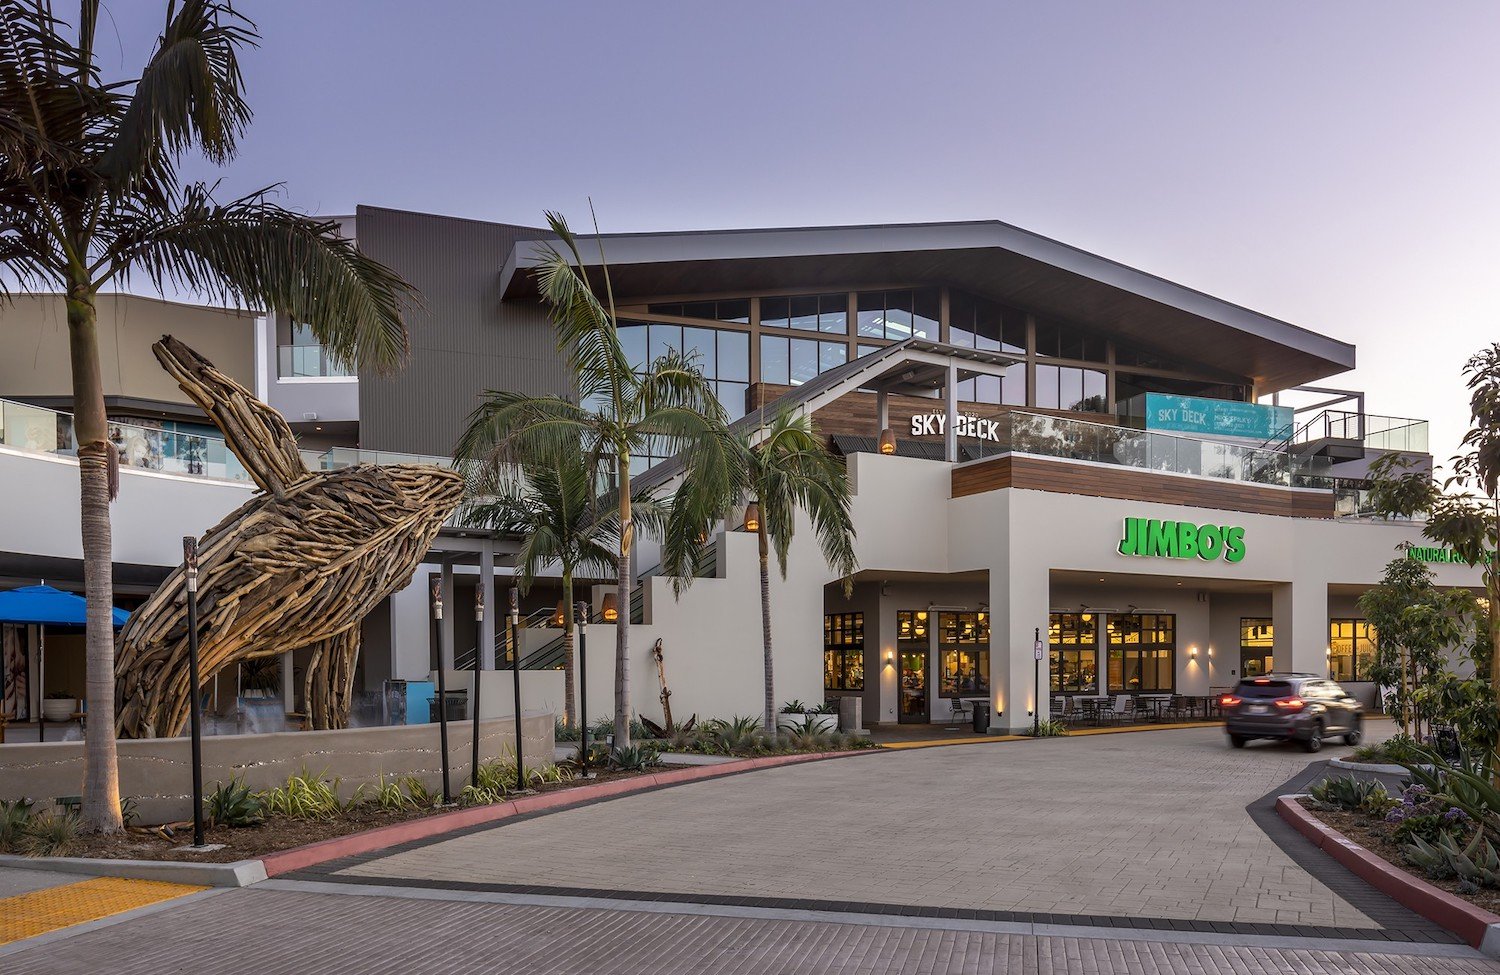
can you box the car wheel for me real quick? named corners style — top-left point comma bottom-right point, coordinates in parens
top-left (1229, 734), bottom-right (1247, 749)
top-left (1344, 716), bottom-right (1362, 746)
top-left (1301, 722), bottom-right (1324, 753)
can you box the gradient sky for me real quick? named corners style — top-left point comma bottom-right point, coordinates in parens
top-left (103, 1), bottom-right (1500, 464)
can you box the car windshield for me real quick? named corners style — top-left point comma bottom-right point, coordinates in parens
top-left (1236, 680), bottom-right (1294, 699)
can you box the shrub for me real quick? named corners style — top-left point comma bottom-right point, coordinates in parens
top-left (1028, 720), bottom-right (1069, 738)
top-left (400, 775), bottom-right (441, 809)
top-left (261, 769), bottom-right (342, 820)
top-left (780, 700), bottom-right (808, 714)
top-left (1307, 775), bottom-right (1395, 815)
top-left (1406, 831), bottom-right (1500, 888)
top-left (119, 796), bottom-right (139, 827)
top-left (0, 799), bottom-right (36, 853)
top-left (22, 811), bottom-right (80, 857)
top-left (371, 775), bottom-right (414, 812)
top-left (555, 716), bottom-right (580, 742)
top-left (608, 745), bottom-right (660, 772)
top-left (1353, 733), bottom-right (1427, 765)
top-left (458, 785), bottom-right (506, 807)
top-left (207, 777), bottom-right (266, 828)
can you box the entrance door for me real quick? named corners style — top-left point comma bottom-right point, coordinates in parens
top-left (899, 648), bottom-right (929, 723)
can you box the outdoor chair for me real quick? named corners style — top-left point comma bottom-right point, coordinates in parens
top-left (949, 698), bottom-right (974, 724)
top-left (1109, 694), bottom-right (1134, 723)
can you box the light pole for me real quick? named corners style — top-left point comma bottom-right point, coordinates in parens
top-left (183, 537), bottom-right (206, 848)
top-left (1032, 626), bottom-right (1042, 737)
top-left (431, 578), bottom-right (452, 804)
top-left (470, 585), bottom-right (484, 789)
top-left (509, 586), bottom-right (524, 792)
top-left (575, 600), bottom-right (591, 777)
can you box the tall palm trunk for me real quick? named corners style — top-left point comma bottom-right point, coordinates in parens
top-left (561, 572), bottom-right (576, 729)
top-left (67, 289), bottom-right (123, 833)
top-left (614, 464), bottom-right (633, 747)
top-left (758, 524), bottom-right (775, 734)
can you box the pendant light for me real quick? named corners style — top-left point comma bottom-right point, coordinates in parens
top-left (878, 428), bottom-right (896, 454)
top-left (601, 592), bottom-right (619, 622)
top-left (743, 500), bottom-right (761, 532)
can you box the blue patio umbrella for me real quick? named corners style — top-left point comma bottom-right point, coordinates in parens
top-left (0, 585), bottom-right (129, 739)
top-left (0, 585), bottom-right (130, 628)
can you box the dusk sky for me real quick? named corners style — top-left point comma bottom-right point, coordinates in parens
top-left (107, 1), bottom-right (1500, 465)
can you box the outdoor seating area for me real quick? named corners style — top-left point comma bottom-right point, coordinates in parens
top-left (1051, 693), bottom-right (1220, 727)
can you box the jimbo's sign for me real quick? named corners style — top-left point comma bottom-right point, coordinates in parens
top-left (1117, 517), bottom-right (1246, 563)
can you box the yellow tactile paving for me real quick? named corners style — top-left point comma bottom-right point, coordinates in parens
top-left (0, 876), bottom-right (206, 945)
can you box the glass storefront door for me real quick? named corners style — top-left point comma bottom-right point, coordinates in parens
top-left (899, 648), bottom-right (929, 723)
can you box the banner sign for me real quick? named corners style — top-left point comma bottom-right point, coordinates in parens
top-left (1142, 393), bottom-right (1292, 441)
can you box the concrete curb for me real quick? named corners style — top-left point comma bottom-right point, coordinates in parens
top-left (0, 852), bottom-right (266, 888)
top-left (1328, 757), bottom-right (1412, 776)
top-left (260, 749), bottom-right (861, 878)
top-left (1275, 795), bottom-right (1500, 955)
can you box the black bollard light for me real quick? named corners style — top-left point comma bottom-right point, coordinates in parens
top-left (432, 578), bottom-right (452, 804)
top-left (575, 600), bottom-right (590, 777)
top-left (471, 585), bottom-right (484, 789)
top-left (509, 587), bottom-right (524, 791)
top-left (183, 537), bottom-right (206, 848)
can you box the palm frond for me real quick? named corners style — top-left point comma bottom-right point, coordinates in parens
top-left (99, 0), bottom-right (256, 182)
top-left (106, 184), bottom-right (415, 372)
top-left (533, 211), bottom-right (633, 404)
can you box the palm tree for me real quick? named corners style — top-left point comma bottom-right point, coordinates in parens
top-left (461, 446), bottom-right (665, 730)
top-left (456, 211), bottom-right (740, 747)
top-left (0, 1), bottom-right (415, 832)
top-left (728, 410), bottom-right (857, 733)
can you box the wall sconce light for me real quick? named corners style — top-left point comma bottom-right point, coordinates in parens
top-left (742, 500), bottom-right (760, 533)
top-left (1189, 646), bottom-right (1198, 659)
top-left (878, 427), bottom-right (896, 454)
top-left (601, 592), bottom-right (619, 622)
top-left (884, 650), bottom-right (895, 667)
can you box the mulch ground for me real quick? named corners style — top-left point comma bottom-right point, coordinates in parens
top-left (49, 768), bottom-right (652, 864)
top-left (1307, 804), bottom-right (1500, 914)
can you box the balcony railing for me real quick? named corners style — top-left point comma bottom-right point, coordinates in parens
top-left (278, 344), bottom-right (355, 379)
top-left (1, 397), bottom-right (450, 486)
top-left (1293, 410), bottom-right (1429, 454)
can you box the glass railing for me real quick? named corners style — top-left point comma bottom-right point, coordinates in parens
top-left (996, 410), bottom-right (1306, 487)
top-left (278, 344), bottom-right (356, 379)
top-left (1294, 410), bottom-right (1429, 454)
top-left (2, 397), bottom-right (451, 485)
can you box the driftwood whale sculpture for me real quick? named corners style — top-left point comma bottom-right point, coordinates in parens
top-left (115, 335), bottom-right (465, 737)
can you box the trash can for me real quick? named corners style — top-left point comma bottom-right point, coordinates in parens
top-left (972, 703), bottom-right (989, 734)
top-left (428, 691), bottom-right (468, 722)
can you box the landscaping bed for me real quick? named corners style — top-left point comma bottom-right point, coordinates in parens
top-left (1303, 801), bottom-right (1500, 914)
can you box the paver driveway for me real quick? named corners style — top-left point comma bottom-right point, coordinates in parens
top-left (339, 725), bottom-right (1379, 928)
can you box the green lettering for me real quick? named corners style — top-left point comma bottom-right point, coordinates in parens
top-left (1197, 525), bottom-right (1222, 560)
top-left (1224, 526), bottom-right (1246, 563)
top-left (1118, 517), bottom-right (1141, 556)
top-left (1148, 520), bottom-right (1176, 558)
top-left (1177, 522), bottom-right (1199, 559)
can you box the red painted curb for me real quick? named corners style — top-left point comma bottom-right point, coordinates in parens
top-left (1276, 796), bottom-right (1499, 947)
top-left (261, 750), bottom-right (857, 878)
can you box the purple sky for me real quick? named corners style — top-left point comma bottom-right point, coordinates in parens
top-left (105, 1), bottom-right (1500, 464)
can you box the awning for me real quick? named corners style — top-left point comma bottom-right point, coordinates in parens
top-left (0, 585), bottom-right (129, 627)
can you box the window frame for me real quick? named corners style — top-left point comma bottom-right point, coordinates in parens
top-left (824, 612), bottom-right (866, 692)
top-left (1106, 613), bottom-right (1176, 693)
top-left (1328, 618), bottom-right (1377, 682)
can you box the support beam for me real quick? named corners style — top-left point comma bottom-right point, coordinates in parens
top-left (439, 562), bottom-right (455, 670)
top-left (944, 360), bottom-right (958, 462)
top-left (479, 544), bottom-right (496, 669)
top-left (876, 387), bottom-right (889, 435)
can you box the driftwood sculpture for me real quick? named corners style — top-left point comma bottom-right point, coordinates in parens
top-left (115, 336), bottom-right (465, 737)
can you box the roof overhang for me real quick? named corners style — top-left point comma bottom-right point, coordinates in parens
top-left (499, 220), bottom-right (1354, 392)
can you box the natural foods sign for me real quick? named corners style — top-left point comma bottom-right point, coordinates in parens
top-left (1405, 546), bottom-right (1494, 565)
top-left (1118, 517), bottom-right (1246, 563)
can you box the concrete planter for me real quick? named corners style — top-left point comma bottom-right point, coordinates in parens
top-left (41, 699), bottom-right (77, 722)
top-left (778, 712), bottom-right (835, 733)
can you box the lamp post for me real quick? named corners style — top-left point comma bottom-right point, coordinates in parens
top-left (182, 537), bottom-right (206, 848)
top-left (1032, 626), bottom-right (1042, 737)
top-left (431, 578), bottom-right (452, 804)
top-left (470, 585), bottom-right (484, 789)
top-left (510, 586), bottom-right (524, 792)
top-left (575, 600), bottom-right (591, 777)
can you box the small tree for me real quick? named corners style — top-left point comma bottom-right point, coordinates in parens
top-left (1368, 343), bottom-right (1500, 752)
top-left (1359, 557), bottom-right (1477, 740)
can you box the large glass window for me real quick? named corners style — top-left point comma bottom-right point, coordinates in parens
top-left (939, 612), bottom-right (990, 698)
top-left (1034, 319), bottom-right (1106, 362)
top-left (761, 335), bottom-right (847, 386)
top-left (1035, 364), bottom-right (1106, 413)
top-left (857, 289), bottom-right (938, 340)
top-left (1240, 619), bottom-right (1274, 678)
top-left (824, 613), bottom-right (865, 692)
top-left (1106, 613), bottom-right (1175, 693)
top-left (646, 299), bottom-right (750, 324)
top-left (761, 293), bottom-right (847, 334)
top-left (1049, 612), bottom-right (1099, 693)
top-left (949, 291), bottom-right (1025, 354)
top-left (1329, 619), bottom-right (1377, 682)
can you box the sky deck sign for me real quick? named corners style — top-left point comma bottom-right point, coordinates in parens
top-left (1142, 393), bottom-right (1292, 441)
top-left (910, 412), bottom-right (1000, 442)
top-left (1118, 517), bottom-right (1246, 563)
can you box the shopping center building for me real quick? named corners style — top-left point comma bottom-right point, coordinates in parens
top-left (0, 209), bottom-right (1481, 733)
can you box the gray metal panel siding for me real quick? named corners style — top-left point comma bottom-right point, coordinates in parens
top-left (355, 206), bottom-right (567, 456)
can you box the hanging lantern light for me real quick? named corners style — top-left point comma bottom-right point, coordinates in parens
top-left (878, 428), bottom-right (896, 454)
top-left (553, 600), bottom-right (566, 627)
top-left (601, 592), bottom-right (619, 622)
top-left (743, 500), bottom-right (761, 532)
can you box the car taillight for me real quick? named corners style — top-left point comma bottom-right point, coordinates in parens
top-left (1275, 697), bottom-right (1305, 711)
top-left (1220, 695), bottom-right (1240, 707)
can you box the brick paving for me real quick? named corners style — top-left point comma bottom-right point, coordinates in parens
top-left (1, 886), bottom-right (1491, 974)
top-left (338, 726), bottom-right (1383, 928)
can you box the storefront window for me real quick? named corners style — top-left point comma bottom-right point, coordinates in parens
top-left (824, 613), bottom-right (865, 692)
top-left (1106, 613), bottom-right (1175, 693)
top-left (1049, 612), bottom-right (1098, 692)
top-left (938, 612), bottom-right (989, 698)
top-left (1329, 619), bottom-right (1377, 682)
top-left (1240, 618), bottom-right (1273, 678)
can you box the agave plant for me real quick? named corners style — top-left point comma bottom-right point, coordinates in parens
top-left (22, 810), bottom-right (81, 857)
top-left (0, 799), bottom-right (36, 852)
top-left (1306, 775), bottom-right (1395, 815)
top-left (206, 777), bottom-right (265, 828)
top-left (609, 745), bottom-right (661, 772)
